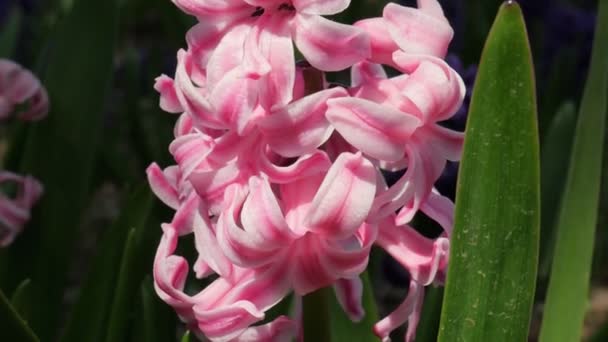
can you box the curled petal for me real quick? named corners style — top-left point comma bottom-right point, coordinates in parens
top-left (232, 316), bottom-right (296, 341)
top-left (172, 0), bottom-right (250, 17)
top-left (170, 133), bottom-right (215, 178)
top-left (293, 14), bottom-right (370, 71)
top-left (194, 264), bottom-right (291, 341)
top-left (153, 227), bottom-right (195, 320)
top-left (293, 0), bottom-right (349, 15)
top-left (351, 61), bottom-right (387, 88)
top-left (154, 75), bottom-right (183, 113)
top-left (189, 163), bottom-right (247, 215)
top-left (420, 189), bottom-right (455, 236)
top-left (255, 16), bottom-right (296, 111)
top-left (392, 53), bottom-right (465, 122)
top-left (327, 97), bottom-right (421, 162)
top-left (258, 87), bottom-right (347, 157)
top-left (377, 219), bottom-right (449, 285)
top-left (146, 163), bottom-right (180, 210)
top-left (241, 178), bottom-right (297, 245)
top-left (354, 18), bottom-right (399, 66)
top-left (306, 152), bottom-right (376, 239)
top-left (216, 184), bottom-right (285, 268)
top-left (193, 209), bottom-right (235, 279)
top-left (373, 281), bottom-right (424, 342)
top-left (259, 150), bottom-right (331, 184)
top-left (333, 277), bottom-right (364, 322)
top-left (383, 2), bottom-right (453, 58)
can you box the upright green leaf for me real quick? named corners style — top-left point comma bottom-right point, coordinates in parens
top-left (0, 6), bottom-right (22, 58)
top-left (0, 288), bottom-right (39, 342)
top-left (539, 1), bottom-right (608, 341)
top-left (538, 102), bottom-right (577, 278)
top-left (415, 287), bottom-right (444, 342)
top-left (0, 0), bottom-right (117, 339)
top-left (131, 276), bottom-right (177, 342)
top-left (438, 3), bottom-right (540, 342)
top-left (105, 195), bottom-right (165, 342)
top-left (60, 186), bottom-right (153, 342)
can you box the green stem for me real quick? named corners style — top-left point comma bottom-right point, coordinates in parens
top-left (302, 288), bottom-right (332, 342)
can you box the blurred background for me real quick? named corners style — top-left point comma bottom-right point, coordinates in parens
top-left (0, 0), bottom-right (605, 341)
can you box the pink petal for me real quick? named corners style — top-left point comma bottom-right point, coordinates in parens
top-left (209, 69), bottom-right (261, 134)
top-left (146, 163), bottom-right (180, 210)
top-left (326, 97), bottom-right (421, 161)
top-left (395, 57), bottom-right (465, 123)
top-left (383, 2), bottom-right (453, 58)
top-left (376, 218), bottom-right (449, 285)
top-left (193, 208), bottom-right (236, 279)
top-left (351, 61), bottom-right (387, 88)
top-left (154, 75), bottom-right (183, 113)
top-left (420, 190), bottom-right (455, 236)
top-left (258, 149), bottom-right (331, 184)
top-left (241, 177), bottom-right (297, 244)
top-left (232, 316), bottom-right (296, 341)
top-left (258, 87), bottom-right (347, 157)
top-left (333, 277), bottom-right (364, 322)
top-left (293, 0), bottom-right (349, 15)
top-left (373, 281), bottom-right (424, 342)
top-left (172, 0), bottom-right (250, 17)
top-left (293, 14), bottom-right (370, 71)
top-left (0, 173), bottom-right (42, 247)
top-left (254, 16), bottom-right (295, 111)
top-left (354, 18), bottom-right (399, 66)
top-left (194, 264), bottom-right (291, 341)
top-left (216, 184), bottom-right (285, 268)
top-left (306, 152), bottom-right (376, 239)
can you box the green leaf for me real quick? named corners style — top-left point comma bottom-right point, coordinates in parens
top-left (181, 331), bottom-right (194, 342)
top-left (60, 186), bottom-right (153, 342)
top-left (105, 194), bottom-right (164, 342)
top-left (438, 3), bottom-right (540, 342)
top-left (131, 276), bottom-right (177, 342)
top-left (0, 288), bottom-right (39, 342)
top-left (0, 6), bottom-right (22, 58)
top-left (328, 272), bottom-right (378, 342)
top-left (10, 278), bottom-right (32, 321)
top-left (539, 1), bottom-right (608, 341)
top-left (0, 0), bottom-right (117, 339)
top-left (538, 102), bottom-right (577, 279)
top-left (415, 286), bottom-right (444, 342)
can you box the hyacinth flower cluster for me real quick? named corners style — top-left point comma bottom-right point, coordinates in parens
top-left (147, 0), bottom-right (464, 341)
top-left (0, 59), bottom-right (48, 246)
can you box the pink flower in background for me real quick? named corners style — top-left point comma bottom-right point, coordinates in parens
top-left (0, 59), bottom-right (48, 247)
top-left (0, 59), bottom-right (49, 121)
top-left (0, 172), bottom-right (43, 247)
top-left (149, 0), bottom-right (463, 341)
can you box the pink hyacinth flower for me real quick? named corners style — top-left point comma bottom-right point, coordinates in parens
top-left (0, 59), bottom-right (49, 121)
top-left (153, 152), bottom-right (379, 340)
top-left (161, 0), bottom-right (369, 133)
top-left (327, 57), bottom-right (464, 225)
top-left (0, 172), bottom-right (43, 247)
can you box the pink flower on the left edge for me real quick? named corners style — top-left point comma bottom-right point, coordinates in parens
top-left (0, 59), bottom-right (49, 121)
top-left (0, 172), bottom-right (43, 247)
